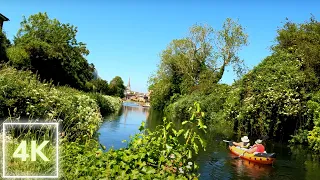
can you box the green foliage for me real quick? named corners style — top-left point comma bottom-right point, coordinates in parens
top-left (12, 12), bottom-right (94, 90)
top-left (109, 76), bottom-right (125, 98)
top-left (149, 18), bottom-right (248, 110)
top-left (165, 84), bottom-right (233, 137)
top-left (85, 78), bottom-right (109, 95)
top-left (222, 17), bottom-right (320, 142)
top-left (61, 102), bottom-right (207, 179)
top-left (274, 16), bottom-right (320, 81)
top-left (233, 51), bottom-right (311, 138)
top-left (151, 16), bottom-right (320, 152)
top-left (149, 77), bottom-right (175, 110)
top-left (0, 67), bottom-right (119, 142)
top-left (301, 90), bottom-right (320, 152)
top-left (0, 31), bottom-right (10, 63)
top-left (88, 93), bottom-right (122, 116)
top-left (61, 140), bottom-right (109, 179)
top-left (6, 46), bottom-right (31, 69)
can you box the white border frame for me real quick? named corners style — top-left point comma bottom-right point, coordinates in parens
top-left (2, 123), bottom-right (59, 178)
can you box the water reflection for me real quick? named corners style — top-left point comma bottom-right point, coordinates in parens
top-left (231, 159), bottom-right (274, 180)
top-left (98, 103), bottom-right (320, 180)
top-left (98, 102), bottom-right (149, 150)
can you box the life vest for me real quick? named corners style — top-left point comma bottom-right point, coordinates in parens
top-left (253, 144), bottom-right (265, 153)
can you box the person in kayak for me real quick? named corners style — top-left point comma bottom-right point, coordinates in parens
top-left (232, 136), bottom-right (250, 148)
top-left (244, 139), bottom-right (265, 154)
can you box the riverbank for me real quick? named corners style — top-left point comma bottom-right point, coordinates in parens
top-left (0, 67), bottom-right (205, 179)
top-left (0, 67), bottom-right (122, 178)
top-left (98, 102), bottom-right (320, 180)
top-left (149, 17), bottom-right (320, 152)
top-left (123, 100), bottom-right (150, 108)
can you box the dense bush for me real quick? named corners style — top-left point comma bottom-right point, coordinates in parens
top-left (6, 46), bottom-right (30, 69)
top-left (165, 84), bottom-right (233, 137)
top-left (61, 102), bottom-right (207, 179)
top-left (0, 31), bottom-right (10, 63)
top-left (222, 50), bottom-right (313, 140)
top-left (303, 90), bottom-right (320, 152)
top-left (153, 17), bottom-right (320, 149)
top-left (0, 67), bottom-right (120, 142)
top-left (85, 78), bottom-right (109, 95)
top-left (88, 93), bottom-right (122, 116)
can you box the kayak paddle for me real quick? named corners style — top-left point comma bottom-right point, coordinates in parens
top-left (234, 151), bottom-right (246, 159)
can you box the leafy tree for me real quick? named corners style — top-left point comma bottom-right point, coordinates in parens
top-left (149, 18), bottom-right (248, 110)
top-left (91, 78), bottom-right (109, 94)
top-left (273, 16), bottom-right (320, 89)
top-left (12, 12), bottom-right (94, 90)
top-left (221, 17), bottom-right (320, 142)
top-left (0, 31), bottom-right (10, 63)
top-left (109, 76), bottom-right (125, 98)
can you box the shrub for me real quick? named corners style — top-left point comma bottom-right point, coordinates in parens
top-left (0, 67), bottom-right (102, 142)
top-left (88, 93), bottom-right (122, 116)
top-left (6, 46), bottom-right (31, 69)
top-left (61, 102), bottom-right (207, 179)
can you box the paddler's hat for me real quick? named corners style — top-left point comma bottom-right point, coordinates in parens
top-left (241, 136), bottom-right (250, 143)
top-left (255, 139), bottom-right (262, 144)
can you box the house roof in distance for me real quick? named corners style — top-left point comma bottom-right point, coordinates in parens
top-left (0, 13), bottom-right (9, 21)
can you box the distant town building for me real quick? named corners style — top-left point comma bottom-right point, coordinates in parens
top-left (124, 78), bottom-right (150, 102)
top-left (0, 13), bottom-right (9, 31)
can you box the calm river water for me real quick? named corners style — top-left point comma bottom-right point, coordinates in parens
top-left (98, 102), bottom-right (320, 180)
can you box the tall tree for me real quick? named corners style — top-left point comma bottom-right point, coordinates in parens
top-left (12, 12), bottom-right (94, 89)
top-left (0, 31), bottom-right (10, 63)
top-left (149, 18), bottom-right (248, 109)
top-left (109, 76), bottom-right (125, 98)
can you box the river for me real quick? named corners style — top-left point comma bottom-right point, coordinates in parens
top-left (98, 102), bottom-right (320, 180)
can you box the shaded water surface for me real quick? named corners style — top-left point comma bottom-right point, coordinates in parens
top-left (98, 103), bottom-right (320, 180)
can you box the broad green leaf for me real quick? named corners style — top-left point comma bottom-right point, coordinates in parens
top-left (184, 130), bottom-right (190, 139)
top-left (188, 150), bottom-right (192, 159)
top-left (193, 143), bottom-right (199, 154)
top-left (196, 103), bottom-right (200, 113)
top-left (172, 129), bottom-right (177, 136)
top-left (146, 167), bottom-right (156, 174)
top-left (190, 113), bottom-right (195, 120)
top-left (166, 122), bottom-right (172, 130)
top-left (177, 129), bottom-right (184, 136)
top-left (139, 121), bottom-right (145, 131)
top-left (182, 121), bottom-right (189, 125)
top-left (166, 144), bottom-right (172, 150)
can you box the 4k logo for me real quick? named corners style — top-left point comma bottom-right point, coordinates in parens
top-left (2, 122), bottom-right (59, 178)
top-left (13, 140), bottom-right (50, 161)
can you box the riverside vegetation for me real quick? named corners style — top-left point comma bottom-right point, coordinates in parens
top-left (2, 10), bottom-right (320, 179)
top-left (0, 67), bottom-right (207, 178)
top-left (149, 16), bottom-right (320, 153)
top-left (0, 12), bottom-right (208, 179)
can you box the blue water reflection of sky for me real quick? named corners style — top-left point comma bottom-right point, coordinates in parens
top-left (98, 102), bottom-right (149, 150)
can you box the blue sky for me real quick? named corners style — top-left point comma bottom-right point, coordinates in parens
top-left (1, 0), bottom-right (319, 93)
